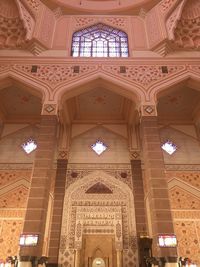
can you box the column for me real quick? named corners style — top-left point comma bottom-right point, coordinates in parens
top-left (74, 250), bottom-right (80, 267)
top-left (116, 250), bottom-right (122, 267)
top-left (48, 151), bottom-right (68, 265)
top-left (19, 113), bottom-right (58, 261)
top-left (140, 105), bottom-right (178, 265)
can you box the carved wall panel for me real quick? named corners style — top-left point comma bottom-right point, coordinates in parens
top-left (0, 220), bottom-right (24, 261)
top-left (174, 221), bottom-right (200, 264)
top-left (59, 170), bottom-right (138, 267)
top-left (0, 170), bottom-right (31, 187)
top-left (66, 163), bottom-right (132, 189)
top-left (169, 186), bottom-right (200, 210)
top-left (166, 171), bottom-right (200, 189)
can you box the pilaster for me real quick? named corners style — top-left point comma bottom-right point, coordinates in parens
top-left (140, 104), bottom-right (178, 262)
top-left (19, 110), bottom-right (58, 258)
top-left (48, 151), bottom-right (68, 264)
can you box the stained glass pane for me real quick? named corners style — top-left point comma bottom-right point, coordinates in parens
top-left (71, 23), bottom-right (129, 57)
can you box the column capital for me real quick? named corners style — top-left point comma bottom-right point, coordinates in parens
top-left (129, 150), bottom-right (141, 160)
top-left (41, 103), bottom-right (58, 116)
top-left (58, 150), bottom-right (69, 160)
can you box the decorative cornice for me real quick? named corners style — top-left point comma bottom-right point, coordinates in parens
top-left (165, 164), bottom-right (200, 171)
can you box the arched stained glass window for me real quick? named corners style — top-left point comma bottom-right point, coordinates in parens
top-left (71, 23), bottom-right (129, 57)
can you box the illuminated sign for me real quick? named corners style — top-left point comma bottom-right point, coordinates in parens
top-left (158, 235), bottom-right (177, 247)
top-left (19, 234), bottom-right (39, 246)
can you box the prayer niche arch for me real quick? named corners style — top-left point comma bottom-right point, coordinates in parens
top-left (71, 23), bottom-right (129, 58)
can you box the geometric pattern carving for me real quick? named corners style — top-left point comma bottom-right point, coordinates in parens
top-left (86, 183), bottom-right (113, 194)
top-left (123, 248), bottom-right (138, 267)
top-left (0, 186), bottom-right (28, 208)
top-left (103, 65), bottom-right (185, 89)
top-left (169, 186), bottom-right (200, 210)
top-left (0, 220), bottom-right (23, 261)
top-left (13, 64), bottom-right (98, 90)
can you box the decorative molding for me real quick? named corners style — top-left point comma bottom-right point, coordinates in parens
top-left (165, 164), bottom-right (200, 171)
top-left (0, 163), bottom-right (33, 170)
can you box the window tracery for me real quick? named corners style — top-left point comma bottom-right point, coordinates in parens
top-left (71, 23), bottom-right (129, 58)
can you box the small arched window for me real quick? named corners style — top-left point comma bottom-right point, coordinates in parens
top-left (71, 23), bottom-right (129, 57)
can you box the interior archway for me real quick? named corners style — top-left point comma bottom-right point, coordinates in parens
top-left (59, 170), bottom-right (138, 267)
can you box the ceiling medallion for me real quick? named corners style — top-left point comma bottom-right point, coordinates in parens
top-left (91, 140), bottom-right (108, 155)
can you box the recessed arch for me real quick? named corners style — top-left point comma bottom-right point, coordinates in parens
top-left (148, 71), bottom-right (200, 103)
top-left (0, 72), bottom-right (50, 102)
top-left (54, 72), bottom-right (146, 107)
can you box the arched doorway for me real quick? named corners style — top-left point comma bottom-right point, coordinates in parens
top-left (59, 170), bottom-right (138, 267)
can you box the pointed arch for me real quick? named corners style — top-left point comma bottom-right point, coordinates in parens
top-left (71, 23), bottom-right (129, 58)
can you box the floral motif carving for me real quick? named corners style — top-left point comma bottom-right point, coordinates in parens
top-left (0, 186), bottom-right (29, 208)
top-left (174, 221), bottom-right (200, 265)
top-left (0, 170), bottom-right (31, 187)
top-left (103, 65), bottom-right (185, 89)
top-left (13, 64), bottom-right (98, 89)
top-left (169, 186), bottom-right (200, 210)
top-left (0, 220), bottom-right (23, 261)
